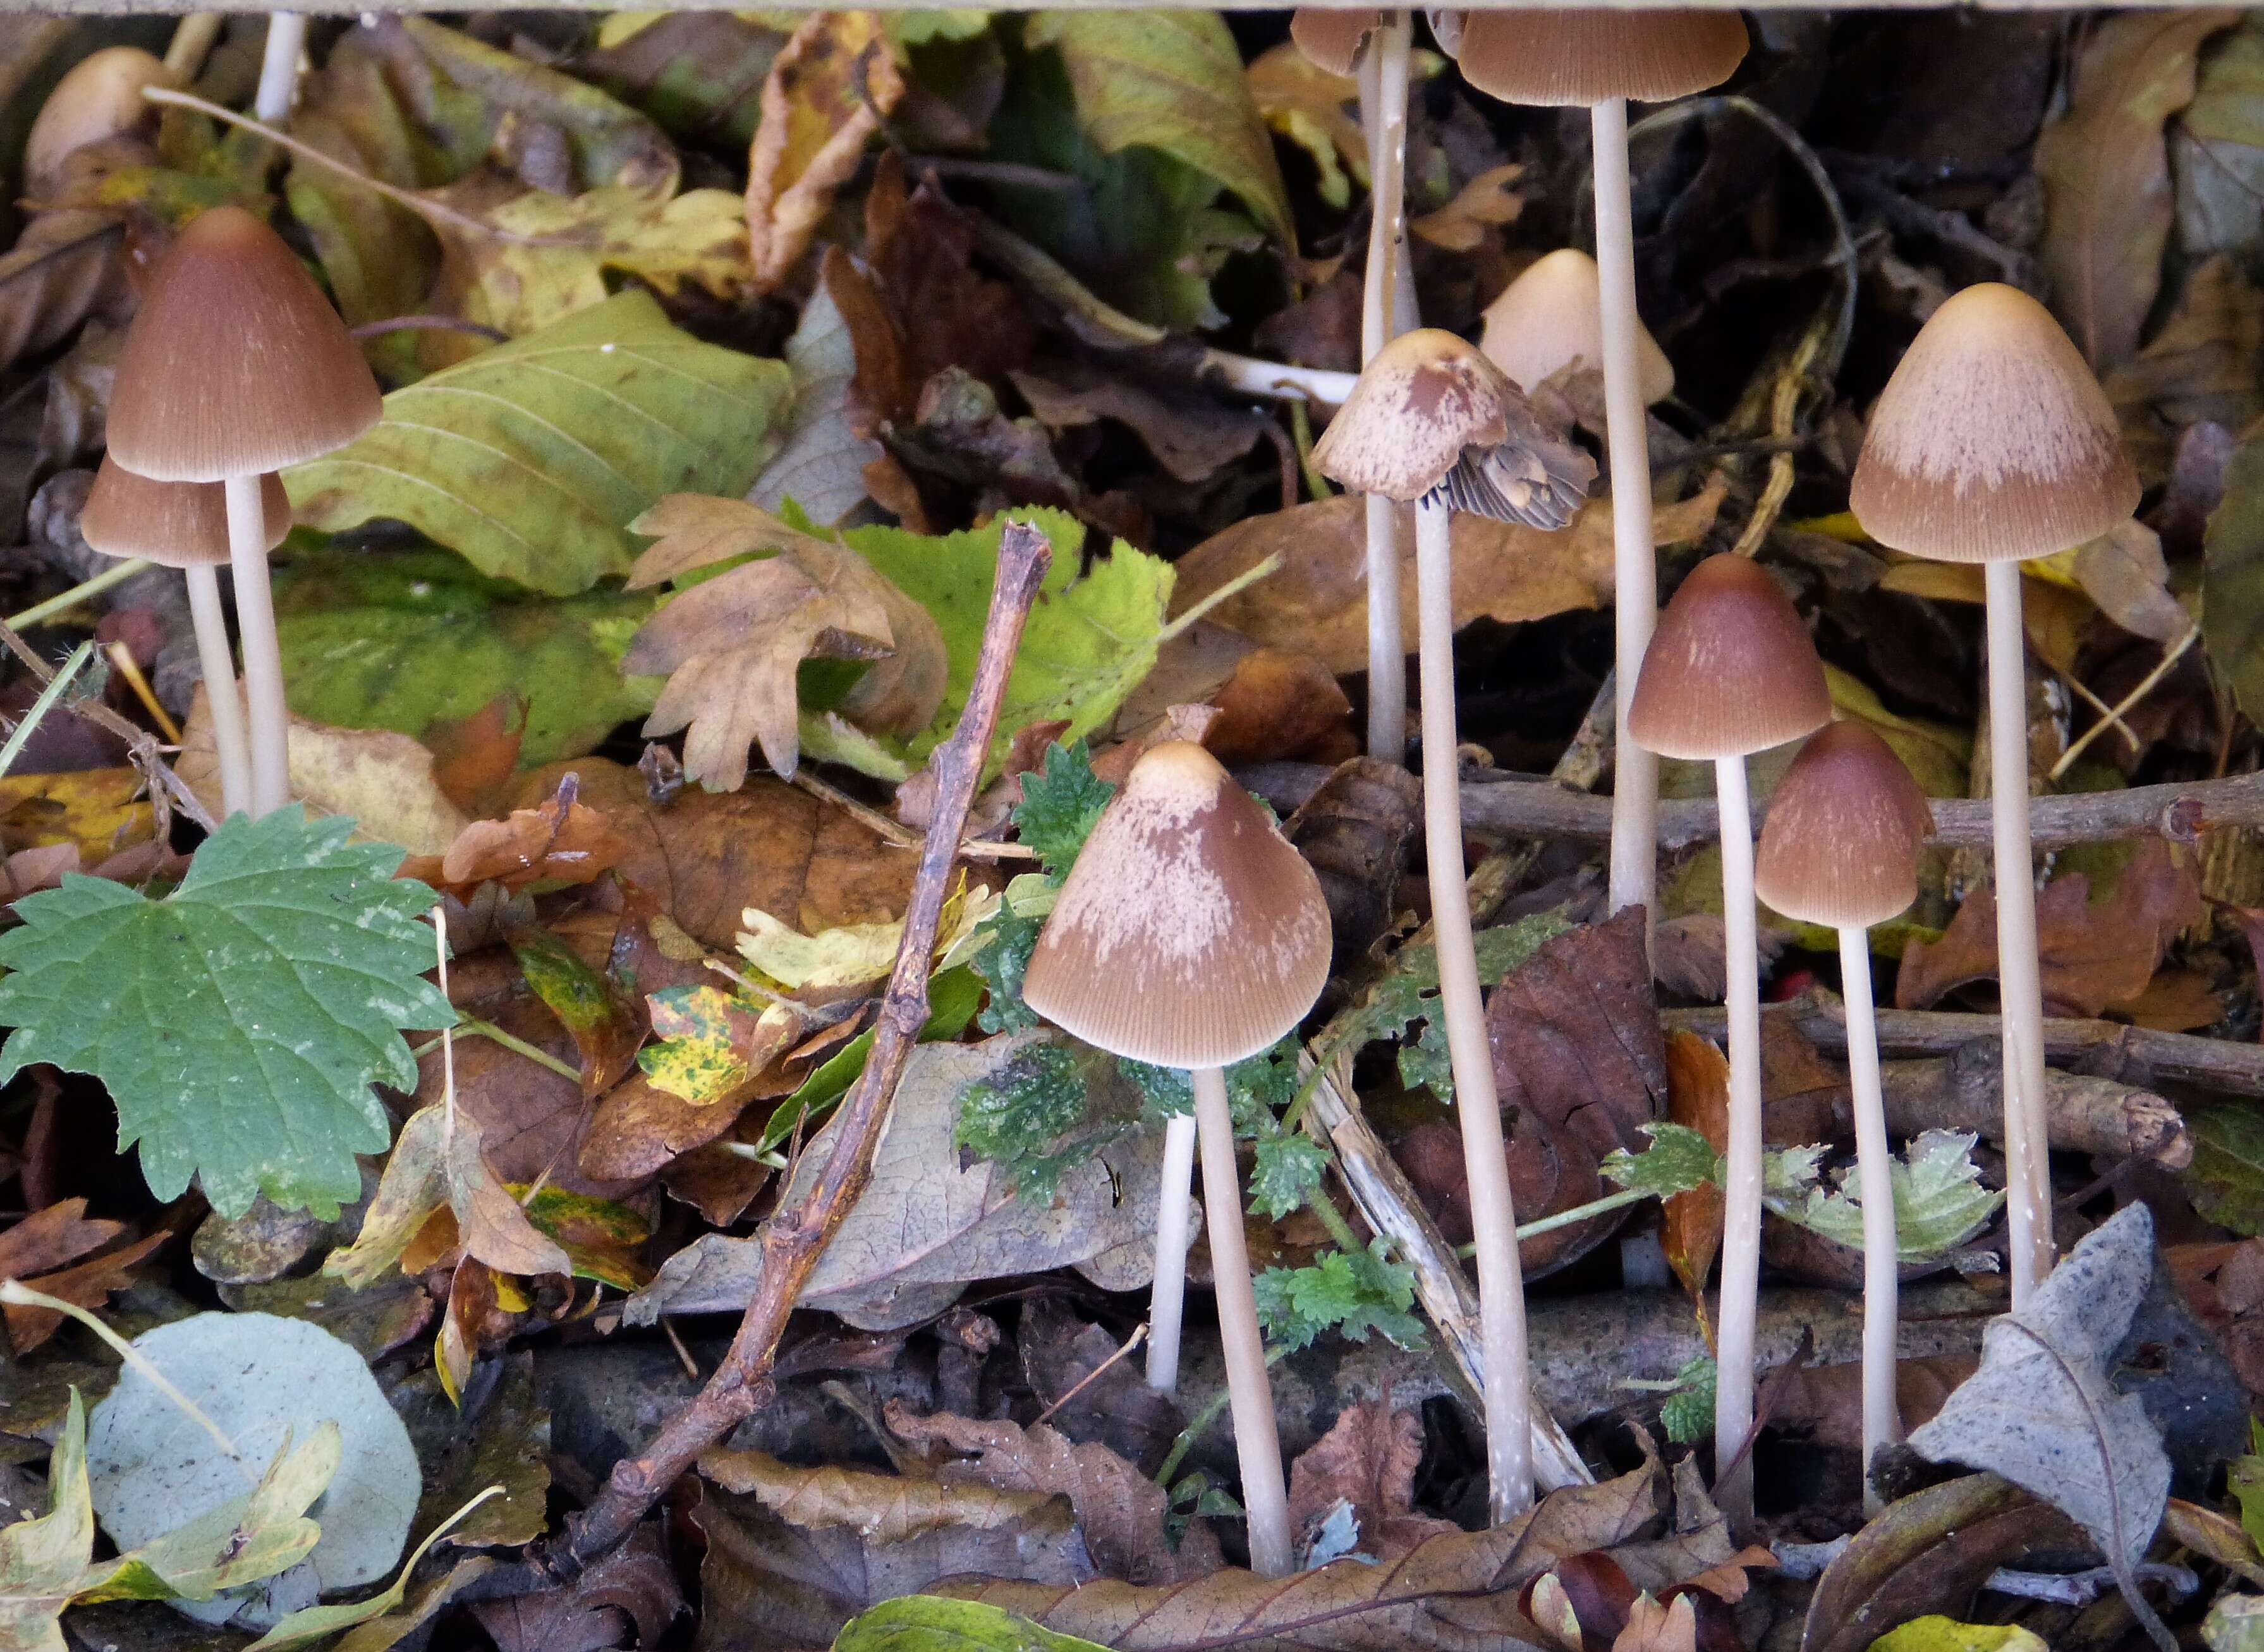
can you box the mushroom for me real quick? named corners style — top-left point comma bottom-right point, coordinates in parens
top-left (1848, 282), bottom-right (2139, 1306)
top-left (104, 205), bottom-right (382, 817)
top-left (1628, 552), bottom-right (1829, 1522)
top-left (1291, 8), bottom-right (1414, 760)
top-left (1754, 720), bottom-right (1932, 1513)
top-left (24, 47), bottom-right (173, 188)
top-left (1022, 741), bottom-right (1332, 1577)
top-left (1452, 9), bottom-right (1748, 937)
top-left (1313, 329), bottom-right (1592, 1521)
top-left (79, 458), bottom-right (291, 818)
top-left (1479, 248), bottom-right (1674, 409)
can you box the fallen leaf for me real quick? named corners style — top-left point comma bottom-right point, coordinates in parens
top-left (0, 766), bottom-right (154, 863)
top-left (394, 1354), bottom-right (550, 1552)
top-left (472, 1522), bottom-right (681, 1652)
top-left (0, 208), bottom-right (130, 376)
top-left (2066, 520), bottom-right (2194, 645)
top-left (1410, 163), bottom-right (1530, 252)
top-left (1284, 1397), bottom-right (1458, 1565)
top-left (1896, 839), bottom-right (2203, 1018)
top-left (746, 13), bottom-right (905, 290)
top-left (1765, 1130), bottom-right (2004, 1265)
top-left (750, 265), bottom-right (886, 528)
top-left (1662, 1031), bottom-right (1729, 1323)
top-left (1011, 361), bottom-right (1271, 485)
top-left (1245, 41), bottom-right (1366, 209)
top-left (834, 1599), bottom-right (1115, 1652)
top-left (325, 1103), bottom-right (571, 1289)
top-left (2, 1227), bottom-right (167, 1352)
top-left (1867, 1619), bottom-right (2047, 1652)
top-left (2203, 430), bottom-right (2264, 729)
top-left (180, 694), bottom-right (471, 855)
top-left (1610, 1594), bottom-right (1696, 1652)
top-left (2103, 254), bottom-right (2264, 483)
top-left (509, 926), bottom-right (643, 1098)
top-left (408, 775), bottom-right (630, 901)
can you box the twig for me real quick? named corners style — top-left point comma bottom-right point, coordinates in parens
top-left (1032, 1323), bottom-right (1148, 1425)
top-left (555, 522), bottom-right (1052, 1571)
top-left (1983, 1563), bottom-right (2199, 1608)
top-left (0, 621), bottom-right (214, 834)
top-left (351, 315), bottom-right (511, 345)
top-left (789, 769), bottom-right (1034, 863)
top-left (2050, 626), bottom-right (2202, 782)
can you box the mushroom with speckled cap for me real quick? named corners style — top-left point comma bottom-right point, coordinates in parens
top-left (1849, 282), bottom-right (2138, 1312)
top-left (1449, 7), bottom-right (1747, 973)
top-left (106, 205), bottom-right (380, 818)
top-left (1629, 552), bottom-right (1829, 1519)
top-left (1756, 719), bottom-right (1933, 1514)
top-left (79, 458), bottom-right (289, 818)
top-left (1315, 327), bottom-right (1588, 1521)
top-left (1023, 740), bottom-right (1329, 1576)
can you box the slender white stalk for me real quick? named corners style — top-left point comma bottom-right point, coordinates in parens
top-left (1192, 1065), bottom-right (1293, 1576)
top-left (1196, 351), bottom-right (1358, 406)
top-left (163, 14), bottom-right (223, 80)
top-left (1985, 559), bottom-right (2053, 1303)
top-left (223, 475), bottom-right (289, 816)
top-left (1712, 752), bottom-right (1762, 1524)
top-left (1358, 16), bottom-right (1412, 762)
top-left (1839, 929), bottom-right (1901, 1514)
top-left (253, 13), bottom-right (306, 125)
top-left (1593, 97), bottom-right (1660, 950)
top-left (183, 564), bottom-right (252, 818)
top-left (1416, 498), bottom-right (1532, 1521)
top-left (1145, 1109), bottom-right (1199, 1393)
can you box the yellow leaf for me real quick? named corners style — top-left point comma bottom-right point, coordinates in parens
top-left (0, 767), bottom-right (152, 861)
top-left (1245, 42), bottom-right (1367, 209)
top-left (746, 12), bottom-right (905, 289)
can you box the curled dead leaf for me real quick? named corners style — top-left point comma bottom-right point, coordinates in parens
top-left (746, 13), bottom-right (906, 291)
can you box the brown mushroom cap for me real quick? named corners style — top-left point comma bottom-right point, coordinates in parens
top-left (107, 205), bottom-right (381, 483)
top-left (80, 458), bottom-right (290, 567)
top-left (1022, 741), bottom-right (1332, 1069)
top-left (1756, 721), bottom-right (1933, 930)
top-left (1628, 554), bottom-right (1831, 759)
top-left (1291, 9), bottom-right (1385, 75)
top-left (1456, 9), bottom-right (1748, 106)
top-left (1479, 248), bottom-right (1674, 405)
top-left (1849, 283), bottom-right (2139, 564)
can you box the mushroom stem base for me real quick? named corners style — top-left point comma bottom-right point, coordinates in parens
top-left (223, 475), bottom-right (289, 818)
top-left (183, 562), bottom-right (252, 820)
top-left (1146, 1110), bottom-right (1199, 1394)
top-left (1839, 928), bottom-right (1902, 1514)
top-left (1712, 752), bottom-right (1761, 1525)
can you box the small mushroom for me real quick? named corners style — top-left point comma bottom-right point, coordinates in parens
top-left (1479, 248), bottom-right (1673, 408)
top-left (1629, 552), bottom-right (1829, 1521)
top-left (106, 205), bottom-right (381, 817)
top-left (1849, 282), bottom-right (2139, 1308)
top-left (1755, 720), bottom-right (1932, 1515)
top-left (79, 458), bottom-right (289, 818)
top-left (1314, 328), bottom-right (1592, 1522)
top-left (24, 47), bottom-right (172, 188)
top-left (1451, 9), bottom-right (1746, 938)
top-left (1023, 741), bottom-right (1332, 1577)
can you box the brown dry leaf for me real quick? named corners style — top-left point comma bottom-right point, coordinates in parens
top-left (3, 1230), bottom-right (169, 1351)
top-left (0, 765), bottom-right (154, 862)
top-left (621, 493), bottom-right (946, 788)
top-left (1245, 41), bottom-right (1368, 207)
top-left (0, 1198), bottom-right (163, 1352)
top-left (886, 1402), bottom-right (1222, 1585)
top-left (1764, 1354), bottom-right (1979, 1455)
top-left (1411, 163), bottom-right (1531, 252)
top-left (1662, 1031), bottom-right (1729, 1325)
top-left (1873, 557), bottom-right (2097, 676)
top-left (1172, 484), bottom-right (1722, 674)
top-left (1610, 1594), bottom-right (1696, 1652)
top-left (0, 842), bottom-right (80, 903)
top-left (952, 1466), bottom-right (1662, 1651)
top-left (2069, 519), bottom-right (2193, 645)
top-left (401, 774), bottom-right (630, 901)
top-left (1897, 839), bottom-right (2205, 1018)
top-left (473, 1523), bottom-right (682, 1652)
top-left (2103, 253), bottom-right (2264, 482)
top-left (327, 1102), bottom-right (571, 1287)
top-left (0, 207), bottom-right (131, 375)
top-left (437, 1256), bottom-right (525, 1402)
top-left (695, 1448), bottom-right (1094, 1652)
top-left (2034, 8), bottom-right (2243, 372)
top-left (1011, 362), bottom-right (1272, 485)
top-left (746, 12), bottom-right (905, 290)
top-left (0, 1198), bottom-right (122, 1278)
top-left (1285, 1397), bottom-right (1458, 1564)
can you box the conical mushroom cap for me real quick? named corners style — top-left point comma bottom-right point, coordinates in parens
top-left (107, 205), bottom-right (381, 483)
top-left (1850, 283), bottom-right (2139, 564)
top-left (1313, 327), bottom-right (1596, 526)
top-left (1479, 249), bottom-right (1674, 404)
top-left (1456, 9), bottom-right (1748, 106)
top-left (1023, 741), bottom-right (1332, 1068)
top-left (1291, 9), bottom-right (1384, 74)
top-left (80, 456), bottom-right (289, 567)
top-left (1629, 554), bottom-right (1830, 759)
top-left (1756, 721), bottom-right (1933, 930)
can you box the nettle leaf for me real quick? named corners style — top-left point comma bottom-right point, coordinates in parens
top-left (1602, 1122), bottom-right (1723, 1200)
top-left (1255, 1239), bottom-right (1424, 1353)
top-left (952, 1040), bottom-right (1134, 1203)
top-left (0, 811), bottom-right (455, 1218)
top-left (1765, 1129), bottom-right (2005, 1263)
top-left (1248, 1133), bottom-right (1328, 1220)
top-left (1659, 1354), bottom-right (1717, 1445)
top-left (1015, 741), bottom-right (1114, 880)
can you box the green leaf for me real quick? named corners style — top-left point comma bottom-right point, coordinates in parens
top-left (1014, 740), bottom-right (1114, 880)
top-left (952, 1039), bottom-right (1132, 1202)
top-left (1869, 1618), bottom-right (2050, 1652)
top-left (968, 873), bottom-right (1054, 1035)
top-left (1660, 1354), bottom-right (1716, 1445)
top-left (834, 1596), bottom-right (1115, 1652)
top-left (243, 1483), bottom-right (500, 1652)
top-left (1601, 1123), bottom-right (1724, 1201)
top-left (274, 547), bottom-right (660, 768)
top-left (2232, 1419), bottom-right (2264, 1557)
top-left (754, 966), bottom-right (985, 1151)
top-left (0, 810), bottom-right (456, 1218)
top-left (1248, 1133), bottom-right (1328, 1220)
top-left (1254, 1239), bottom-right (1424, 1354)
top-left (2191, 1098), bottom-right (2264, 1236)
top-left (0, 1389), bottom-right (97, 1652)
top-left (284, 291), bottom-right (793, 595)
top-left (2208, 434), bottom-right (2264, 729)
top-left (1764, 1129), bottom-right (2005, 1263)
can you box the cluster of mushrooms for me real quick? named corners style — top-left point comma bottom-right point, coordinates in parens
top-left (1019, 9), bottom-right (2142, 1562)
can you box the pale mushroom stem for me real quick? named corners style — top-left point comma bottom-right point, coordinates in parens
top-left (1592, 96), bottom-right (1661, 948)
top-left (1415, 497), bottom-right (1533, 1521)
top-left (222, 475), bottom-right (290, 817)
top-left (1191, 1064), bottom-right (1294, 1576)
top-left (1838, 927), bottom-right (1901, 1514)
top-left (1983, 559), bottom-right (2053, 1304)
top-left (182, 564), bottom-right (252, 818)
top-left (1358, 15), bottom-right (1413, 761)
top-left (1145, 1109), bottom-right (1199, 1393)
top-left (1711, 751), bottom-right (1762, 1525)
top-left (253, 13), bottom-right (306, 125)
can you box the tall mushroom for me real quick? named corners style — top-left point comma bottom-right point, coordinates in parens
top-left (1479, 248), bottom-right (1674, 410)
top-left (1452, 11), bottom-right (1748, 935)
top-left (1848, 283), bottom-right (2139, 1306)
top-left (79, 458), bottom-right (290, 818)
top-left (1628, 552), bottom-right (1829, 1522)
top-left (1022, 740), bottom-right (1332, 1577)
top-left (104, 205), bottom-right (381, 818)
top-left (1314, 329), bottom-right (1592, 1521)
top-left (1754, 720), bottom-right (1932, 1512)
top-left (1291, 8), bottom-right (1413, 759)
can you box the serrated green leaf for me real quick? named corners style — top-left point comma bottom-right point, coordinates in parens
top-left (1660, 1354), bottom-right (1716, 1445)
top-left (1013, 741), bottom-right (1114, 880)
top-left (953, 1040), bottom-right (1129, 1202)
top-left (1255, 1239), bottom-right (1424, 1354)
top-left (1248, 1133), bottom-right (1329, 1220)
top-left (2189, 1098), bottom-right (2264, 1236)
top-left (0, 810), bottom-right (455, 1218)
top-left (284, 291), bottom-right (793, 595)
top-left (836, 1596), bottom-right (1115, 1652)
top-left (1765, 1129), bottom-right (2004, 1263)
top-left (1601, 1122), bottom-right (1724, 1200)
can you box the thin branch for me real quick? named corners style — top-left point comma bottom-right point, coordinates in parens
top-left (554, 522), bottom-right (1052, 1570)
